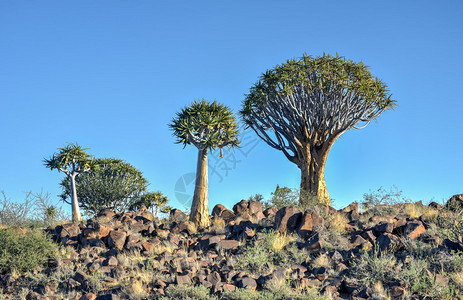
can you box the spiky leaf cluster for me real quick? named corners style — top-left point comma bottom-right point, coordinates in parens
top-left (240, 53), bottom-right (396, 162)
top-left (43, 142), bottom-right (97, 175)
top-left (59, 158), bottom-right (148, 215)
top-left (169, 99), bottom-right (240, 151)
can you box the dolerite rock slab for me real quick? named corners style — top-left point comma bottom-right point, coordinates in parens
top-left (107, 231), bottom-right (127, 250)
top-left (274, 206), bottom-right (302, 233)
top-left (296, 210), bottom-right (324, 239)
top-left (377, 233), bottom-right (401, 252)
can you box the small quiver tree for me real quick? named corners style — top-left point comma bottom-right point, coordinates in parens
top-left (59, 158), bottom-right (148, 216)
top-left (170, 99), bottom-right (240, 227)
top-left (44, 143), bottom-right (97, 222)
top-left (241, 53), bottom-right (396, 205)
top-left (129, 191), bottom-right (171, 217)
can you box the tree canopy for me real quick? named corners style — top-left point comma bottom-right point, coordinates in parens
top-left (241, 53), bottom-right (396, 204)
top-left (59, 158), bottom-right (148, 216)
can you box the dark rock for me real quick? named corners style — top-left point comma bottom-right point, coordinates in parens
top-left (429, 201), bottom-right (443, 210)
top-left (360, 230), bottom-right (376, 243)
top-left (445, 194), bottom-right (463, 212)
top-left (302, 232), bottom-right (323, 251)
top-left (390, 286), bottom-right (406, 299)
top-left (233, 200), bottom-right (249, 215)
top-left (207, 271), bottom-right (222, 286)
top-left (443, 239), bottom-right (463, 251)
top-left (248, 201), bottom-right (263, 215)
top-left (176, 274), bottom-right (191, 285)
top-left (403, 221), bottom-right (426, 239)
top-left (74, 271), bottom-right (87, 284)
top-left (296, 210), bottom-right (324, 239)
top-left (212, 204), bottom-right (236, 221)
top-left (373, 222), bottom-right (394, 235)
top-left (263, 207), bottom-right (277, 217)
top-left (96, 294), bottom-right (120, 300)
top-left (170, 209), bottom-right (187, 221)
top-left (80, 293), bottom-right (97, 300)
top-left (377, 233), bottom-right (401, 252)
top-left (107, 231), bottom-right (127, 250)
top-left (274, 206), bottom-right (302, 234)
top-left (237, 277), bottom-right (257, 290)
top-left (216, 239), bottom-right (240, 250)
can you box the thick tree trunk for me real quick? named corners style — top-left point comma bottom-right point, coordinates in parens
top-left (299, 143), bottom-right (331, 206)
top-left (190, 149), bottom-right (210, 227)
top-left (70, 174), bottom-right (82, 222)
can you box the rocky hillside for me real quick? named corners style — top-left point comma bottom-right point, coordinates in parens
top-left (1, 196), bottom-right (463, 300)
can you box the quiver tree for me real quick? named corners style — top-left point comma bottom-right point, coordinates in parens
top-left (241, 53), bottom-right (396, 205)
top-left (59, 158), bottom-right (148, 216)
top-left (170, 99), bottom-right (240, 226)
top-left (129, 191), bottom-right (171, 217)
top-left (43, 143), bottom-right (97, 222)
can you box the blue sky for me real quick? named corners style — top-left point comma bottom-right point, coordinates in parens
top-left (1, 1), bottom-right (462, 213)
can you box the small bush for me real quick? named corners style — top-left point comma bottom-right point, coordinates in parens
top-left (0, 228), bottom-right (57, 273)
top-left (161, 285), bottom-right (215, 300)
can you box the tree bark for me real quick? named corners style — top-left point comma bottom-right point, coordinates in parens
top-left (299, 143), bottom-right (331, 206)
top-left (190, 148), bottom-right (210, 227)
top-left (70, 174), bottom-right (82, 222)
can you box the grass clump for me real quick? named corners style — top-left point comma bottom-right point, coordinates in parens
top-left (0, 228), bottom-right (57, 273)
top-left (161, 285), bottom-right (215, 300)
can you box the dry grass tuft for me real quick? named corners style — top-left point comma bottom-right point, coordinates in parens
top-left (311, 254), bottom-right (331, 269)
top-left (270, 233), bottom-right (296, 252)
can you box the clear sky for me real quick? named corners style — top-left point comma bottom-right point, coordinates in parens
top-left (1, 1), bottom-right (462, 213)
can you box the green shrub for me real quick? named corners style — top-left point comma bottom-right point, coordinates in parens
top-left (0, 228), bottom-right (57, 273)
top-left (348, 246), bottom-right (399, 288)
top-left (161, 285), bottom-right (215, 300)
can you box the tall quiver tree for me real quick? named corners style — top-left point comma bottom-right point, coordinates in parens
top-left (170, 99), bottom-right (240, 227)
top-left (44, 143), bottom-right (97, 222)
top-left (241, 53), bottom-right (396, 205)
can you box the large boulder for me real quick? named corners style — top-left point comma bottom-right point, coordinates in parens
top-left (233, 200), bottom-right (249, 215)
top-left (274, 206), bottom-right (302, 233)
top-left (211, 204), bottom-right (236, 222)
top-left (296, 210), bottom-right (324, 239)
top-left (445, 194), bottom-right (463, 212)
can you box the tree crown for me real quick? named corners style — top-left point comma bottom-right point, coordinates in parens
top-left (59, 158), bottom-right (148, 215)
top-left (240, 53), bottom-right (396, 162)
top-left (169, 99), bottom-right (240, 151)
top-left (43, 143), bottom-right (97, 175)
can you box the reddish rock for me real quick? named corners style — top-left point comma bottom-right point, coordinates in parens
top-left (223, 283), bottom-right (236, 292)
top-left (263, 207), bottom-right (277, 217)
top-left (233, 200), bottom-right (249, 215)
top-left (103, 256), bottom-right (118, 267)
top-left (302, 232), bottom-right (323, 251)
top-left (215, 239), bottom-right (239, 250)
top-left (445, 194), bottom-right (463, 212)
top-left (390, 286), bottom-right (406, 299)
top-left (248, 201), bottom-right (263, 214)
top-left (97, 209), bottom-right (116, 219)
top-left (80, 293), bottom-right (97, 300)
top-left (403, 221), bottom-right (426, 240)
top-left (95, 223), bottom-right (111, 239)
top-left (207, 271), bottom-right (222, 286)
top-left (373, 222), bottom-right (394, 235)
top-left (170, 209), bottom-right (187, 221)
top-left (377, 233), bottom-right (401, 252)
top-left (296, 210), bottom-right (324, 239)
top-left (107, 230), bottom-right (127, 250)
top-left (237, 277), bottom-right (257, 290)
top-left (176, 274), bottom-right (191, 285)
top-left (274, 206), bottom-right (302, 233)
top-left (435, 274), bottom-right (450, 286)
top-left (59, 223), bottom-right (81, 238)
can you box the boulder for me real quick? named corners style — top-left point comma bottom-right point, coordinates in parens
top-left (170, 209), bottom-right (187, 221)
top-left (107, 231), bottom-right (127, 250)
top-left (376, 233), bottom-right (401, 252)
top-left (403, 221), bottom-right (426, 240)
top-left (233, 200), bottom-right (249, 215)
top-left (296, 210), bottom-right (324, 239)
top-left (445, 194), bottom-right (463, 212)
top-left (274, 206), bottom-right (302, 233)
top-left (248, 201), bottom-right (263, 215)
top-left (236, 277), bottom-right (257, 290)
top-left (216, 239), bottom-right (240, 250)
